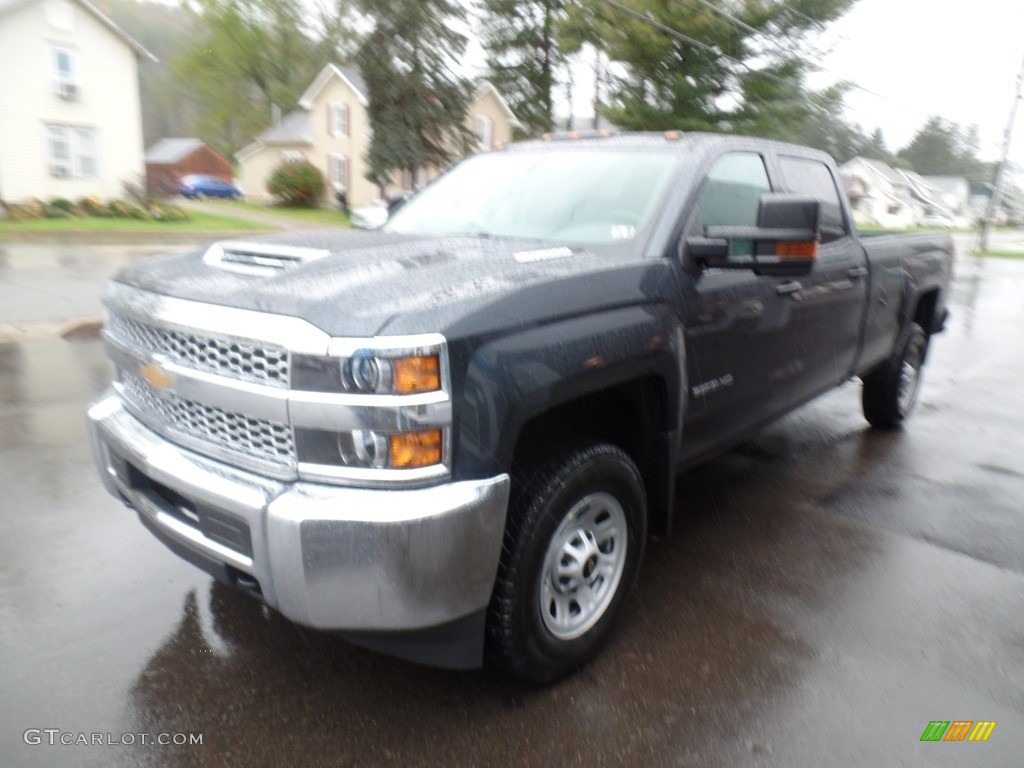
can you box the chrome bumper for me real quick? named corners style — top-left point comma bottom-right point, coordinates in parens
top-left (88, 391), bottom-right (510, 631)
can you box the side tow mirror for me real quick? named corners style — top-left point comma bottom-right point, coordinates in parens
top-left (688, 194), bottom-right (821, 278)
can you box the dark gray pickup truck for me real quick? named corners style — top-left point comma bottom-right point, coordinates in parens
top-left (88, 133), bottom-right (953, 681)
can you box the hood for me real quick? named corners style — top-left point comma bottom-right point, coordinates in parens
top-left (111, 230), bottom-right (647, 338)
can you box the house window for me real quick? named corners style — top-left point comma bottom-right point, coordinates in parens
top-left (475, 115), bottom-right (493, 152)
top-left (329, 103), bottom-right (348, 138)
top-left (400, 168), bottom-right (427, 192)
top-left (281, 150), bottom-right (305, 163)
top-left (51, 46), bottom-right (77, 84)
top-left (51, 46), bottom-right (80, 99)
top-left (75, 128), bottom-right (97, 176)
top-left (329, 154), bottom-right (348, 191)
top-left (47, 125), bottom-right (97, 178)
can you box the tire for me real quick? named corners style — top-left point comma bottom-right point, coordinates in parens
top-left (487, 441), bottom-right (647, 682)
top-left (862, 322), bottom-right (927, 429)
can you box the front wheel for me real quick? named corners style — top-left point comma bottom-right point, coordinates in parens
top-left (862, 322), bottom-right (927, 429)
top-left (487, 442), bottom-right (647, 682)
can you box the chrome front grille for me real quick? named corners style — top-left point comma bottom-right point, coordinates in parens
top-left (107, 311), bottom-right (289, 388)
top-left (121, 373), bottom-right (295, 465)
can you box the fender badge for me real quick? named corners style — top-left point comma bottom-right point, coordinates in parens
top-left (139, 361), bottom-right (173, 391)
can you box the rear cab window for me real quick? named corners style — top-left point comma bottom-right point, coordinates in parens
top-left (777, 156), bottom-right (848, 242)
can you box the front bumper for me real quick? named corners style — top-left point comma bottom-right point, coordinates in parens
top-left (88, 391), bottom-right (510, 634)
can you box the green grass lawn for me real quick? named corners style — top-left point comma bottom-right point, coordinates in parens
top-left (0, 210), bottom-right (270, 234)
top-left (198, 200), bottom-right (352, 227)
top-left (974, 249), bottom-right (1024, 259)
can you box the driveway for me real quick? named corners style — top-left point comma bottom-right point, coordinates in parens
top-left (0, 241), bottom-right (198, 338)
top-left (2, 253), bottom-right (1023, 766)
top-left (177, 199), bottom-right (345, 231)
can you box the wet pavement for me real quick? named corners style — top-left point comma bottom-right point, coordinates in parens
top-left (2, 252), bottom-right (1024, 767)
top-left (0, 242), bottom-right (201, 328)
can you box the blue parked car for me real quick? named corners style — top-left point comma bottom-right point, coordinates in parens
top-left (178, 174), bottom-right (242, 200)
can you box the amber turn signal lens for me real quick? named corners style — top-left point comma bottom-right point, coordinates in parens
top-left (392, 355), bottom-right (441, 394)
top-left (388, 429), bottom-right (443, 469)
top-left (776, 241), bottom-right (819, 258)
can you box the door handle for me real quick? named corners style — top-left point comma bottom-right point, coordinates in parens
top-left (776, 281), bottom-right (804, 296)
top-left (847, 266), bottom-right (869, 279)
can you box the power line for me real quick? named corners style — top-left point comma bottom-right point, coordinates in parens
top-left (598, 0), bottom-right (884, 100)
top-left (668, 0), bottom-right (807, 68)
top-left (685, 0), bottom-right (761, 40)
top-left (593, 0), bottom-right (801, 90)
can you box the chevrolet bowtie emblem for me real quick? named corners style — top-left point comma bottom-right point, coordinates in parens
top-left (139, 361), bottom-right (173, 391)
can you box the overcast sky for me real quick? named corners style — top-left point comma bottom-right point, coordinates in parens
top-left (549, 0), bottom-right (1023, 169)
top-left (816, 0), bottom-right (1024, 164)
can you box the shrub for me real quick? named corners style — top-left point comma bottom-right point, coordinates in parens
top-left (49, 197), bottom-right (78, 214)
top-left (160, 204), bottom-right (190, 222)
top-left (127, 203), bottom-right (151, 220)
top-left (78, 196), bottom-right (109, 217)
top-left (122, 175), bottom-right (149, 205)
top-left (44, 204), bottom-right (73, 219)
top-left (267, 161), bottom-right (325, 207)
top-left (107, 200), bottom-right (132, 218)
top-left (7, 200), bottom-right (45, 221)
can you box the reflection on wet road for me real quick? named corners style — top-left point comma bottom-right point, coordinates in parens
top-left (2, 255), bottom-right (1023, 767)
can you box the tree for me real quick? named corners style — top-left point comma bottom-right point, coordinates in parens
top-left (740, 81), bottom-right (881, 165)
top-left (355, 0), bottom-right (471, 186)
top-left (173, 0), bottom-right (360, 156)
top-left (898, 117), bottom-right (991, 184)
top-left (560, 0), bottom-right (856, 137)
top-left (480, 0), bottom-right (566, 136)
top-left (859, 128), bottom-right (893, 164)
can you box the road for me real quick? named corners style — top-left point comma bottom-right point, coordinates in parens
top-left (2, 251), bottom-right (1023, 767)
top-left (0, 241), bottom-right (197, 330)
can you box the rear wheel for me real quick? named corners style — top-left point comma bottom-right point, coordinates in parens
top-left (862, 322), bottom-right (927, 429)
top-left (487, 442), bottom-right (647, 682)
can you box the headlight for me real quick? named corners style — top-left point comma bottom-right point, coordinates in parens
top-left (291, 335), bottom-right (450, 484)
top-left (294, 353), bottom-right (441, 394)
top-left (297, 427), bottom-right (444, 472)
top-left (339, 429), bottom-right (390, 468)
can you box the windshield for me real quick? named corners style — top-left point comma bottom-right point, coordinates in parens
top-left (384, 149), bottom-right (680, 244)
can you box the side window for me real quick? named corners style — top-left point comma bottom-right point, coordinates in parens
top-left (779, 156), bottom-right (846, 241)
top-left (696, 153), bottom-right (770, 257)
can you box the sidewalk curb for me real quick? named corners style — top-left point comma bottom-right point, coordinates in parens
top-left (0, 315), bottom-right (104, 343)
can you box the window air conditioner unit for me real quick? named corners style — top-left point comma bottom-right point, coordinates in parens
top-left (57, 82), bottom-right (79, 100)
top-left (51, 164), bottom-right (70, 178)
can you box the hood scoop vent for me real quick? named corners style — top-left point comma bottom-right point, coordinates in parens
top-left (203, 241), bottom-right (330, 276)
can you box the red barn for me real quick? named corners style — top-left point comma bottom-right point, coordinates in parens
top-left (145, 138), bottom-right (233, 197)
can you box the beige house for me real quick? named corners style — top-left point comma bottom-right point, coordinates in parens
top-left (0, 0), bottom-right (154, 202)
top-left (237, 64), bottom-right (519, 208)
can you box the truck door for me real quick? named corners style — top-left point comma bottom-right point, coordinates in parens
top-left (775, 155), bottom-right (868, 399)
top-left (678, 151), bottom-right (801, 461)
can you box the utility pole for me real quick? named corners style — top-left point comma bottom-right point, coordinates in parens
top-left (980, 55), bottom-right (1024, 252)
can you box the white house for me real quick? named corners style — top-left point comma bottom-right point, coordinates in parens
top-left (839, 157), bottom-right (923, 228)
top-left (237, 64), bottom-right (520, 208)
top-left (922, 175), bottom-right (971, 223)
top-left (0, 0), bottom-right (154, 203)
